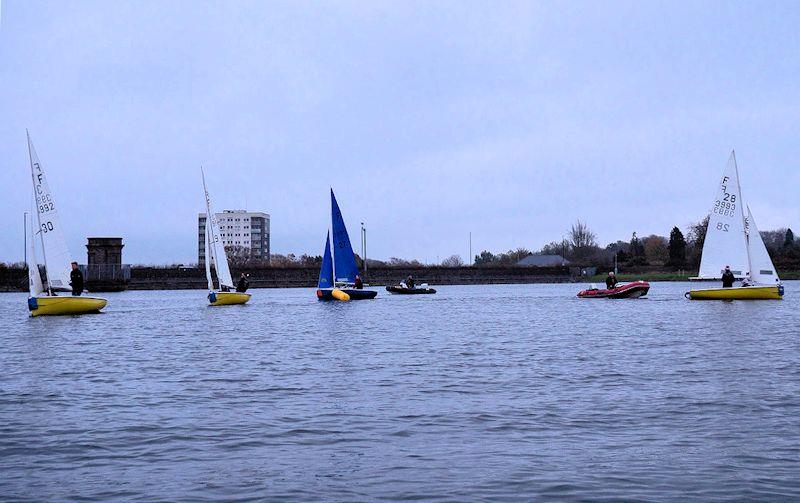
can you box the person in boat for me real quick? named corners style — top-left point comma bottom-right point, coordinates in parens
top-left (354, 275), bottom-right (363, 289)
top-left (406, 275), bottom-right (415, 289)
top-left (721, 265), bottom-right (735, 288)
top-left (70, 261), bottom-right (83, 296)
top-left (221, 285), bottom-right (231, 292)
top-left (605, 272), bottom-right (618, 290)
top-left (236, 273), bottom-right (249, 293)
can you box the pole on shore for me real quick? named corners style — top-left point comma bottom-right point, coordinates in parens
top-left (469, 232), bottom-right (472, 266)
top-left (361, 222), bottom-right (367, 275)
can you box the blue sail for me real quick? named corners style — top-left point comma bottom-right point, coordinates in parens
top-left (330, 189), bottom-right (360, 284)
top-left (318, 232), bottom-right (334, 289)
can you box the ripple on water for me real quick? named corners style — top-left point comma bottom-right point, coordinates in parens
top-left (1, 283), bottom-right (799, 500)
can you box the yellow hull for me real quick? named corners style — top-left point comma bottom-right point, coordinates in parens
top-left (687, 285), bottom-right (783, 300)
top-left (29, 296), bottom-right (107, 317)
top-left (209, 291), bottom-right (251, 306)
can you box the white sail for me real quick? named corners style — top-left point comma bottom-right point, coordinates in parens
top-left (27, 132), bottom-right (73, 292)
top-left (201, 168), bottom-right (234, 289)
top-left (27, 212), bottom-right (44, 297)
top-left (203, 216), bottom-right (214, 291)
top-left (697, 151), bottom-right (749, 278)
top-left (745, 206), bottom-right (780, 284)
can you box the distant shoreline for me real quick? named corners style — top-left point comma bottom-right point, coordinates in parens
top-left (1, 265), bottom-right (571, 292)
top-left (3, 265), bottom-right (797, 292)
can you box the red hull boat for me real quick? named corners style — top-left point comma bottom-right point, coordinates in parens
top-left (577, 281), bottom-right (650, 299)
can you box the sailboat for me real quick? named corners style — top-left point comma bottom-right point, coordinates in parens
top-left (316, 189), bottom-right (377, 301)
top-left (687, 151), bottom-right (783, 300)
top-left (26, 132), bottom-right (107, 316)
top-left (201, 168), bottom-right (251, 306)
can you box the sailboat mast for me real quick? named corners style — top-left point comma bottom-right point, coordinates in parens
top-left (732, 152), bottom-right (753, 278)
top-left (330, 190), bottom-right (337, 286)
top-left (201, 167), bottom-right (218, 290)
top-left (27, 131), bottom-right (51, 296)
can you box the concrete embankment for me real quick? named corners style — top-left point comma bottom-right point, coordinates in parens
top-left (0, 265), bottom-right (572, 292)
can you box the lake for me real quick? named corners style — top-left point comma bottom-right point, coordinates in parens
top-left (1, 282), bottom-right (799, 500)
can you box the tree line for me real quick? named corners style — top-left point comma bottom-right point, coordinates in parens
top-left (473, 218), bottom-right (800, 269)
top-left (113, 219), bottom-right (795, 270)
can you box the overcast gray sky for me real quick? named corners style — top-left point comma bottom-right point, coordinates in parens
top-left (1, 1), bottom-right (799, 265)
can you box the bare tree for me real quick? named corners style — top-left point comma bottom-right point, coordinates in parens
top-left (269, 253), bottom-right (299, 267)
top-left (225, 245), bottom-right (251, 268)
top-left (569, 220), bottom-right (599, 259)
top-left (298, 254), bottom-right (322, 267)
top-left (441, 254), bottom-right (464, 267)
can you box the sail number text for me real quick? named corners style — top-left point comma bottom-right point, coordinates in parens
top-left (713, 176), bottom-right (737, 218)
top-left (34, 168), bottom-right (56, 215)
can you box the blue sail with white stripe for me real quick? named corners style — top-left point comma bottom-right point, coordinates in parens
top-left (318, 231), bottom-right (334, 289)
top-left (330, 189), bottom-right (360, 285)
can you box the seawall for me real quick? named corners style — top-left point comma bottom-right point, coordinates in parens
top-left (0, 265), bottom-right (573, 292)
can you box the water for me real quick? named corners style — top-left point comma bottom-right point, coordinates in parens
top-left (1, 282), bottom-right (799, 501)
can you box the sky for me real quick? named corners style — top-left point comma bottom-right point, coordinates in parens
top-left (1, 0), bottom-right (799, 265)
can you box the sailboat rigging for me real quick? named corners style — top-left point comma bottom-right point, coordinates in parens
top-left (26, 131), bottom-right (107, 316)
top-left (687, 151), bottom-right (783, 300)
top-left (201, 167), bottom-right (251, 306)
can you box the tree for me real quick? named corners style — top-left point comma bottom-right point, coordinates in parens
top-left (474, 250), bottom-right (497, 265)
top-left (505, 247), bottom-right (532, 264)
top-left (539, 240), bottom-right (570, 258)
top-left (387, 257), bottom-right (423, 267)
top-left (604, 241), bottom-right (629, 264)
top-left (784, 228), bottom-right (795, 248)
top-left (625, 232), bottom-right (646, 265)
top-left (569, 220), bottom-right (597, 249)
top-left (668, 226), bottom-right (687, 267)
top-left (298, 254), bottom-right (322, 267)
top-left (761, 228), bottom-right (787, 253)
top-left (686, 216), bottom-right (709, 267)
top-left (629, 232), bottom-right (644, 257)
top-left (569, 220), bottom-right (599, 259)
top-left (225, 245), bottom-right (252, 268)
top-left (643, 235), bottom-right (669, 265)
top-left (269, 253), bottom-right (299, 267)
top-left (441, 254), bottom-right (464, 267)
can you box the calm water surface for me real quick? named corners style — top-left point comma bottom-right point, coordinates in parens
top-left (1, 282), bottom-right (799, 501)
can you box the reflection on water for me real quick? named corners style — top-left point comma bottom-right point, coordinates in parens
top-left (1, 282), bottom-right (799, 500)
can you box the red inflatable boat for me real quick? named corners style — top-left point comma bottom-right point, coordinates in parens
top-left (577, 281), bottom-right (650, 299)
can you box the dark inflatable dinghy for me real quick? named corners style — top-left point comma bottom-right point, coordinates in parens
top-left (386, 285), bottom-right (437, 295)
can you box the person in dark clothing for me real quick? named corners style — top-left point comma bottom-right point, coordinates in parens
top-left (721, 266), bottom-right (735, 288)
top-left (70, 262), bottom-right (83, 296)
top-left (605, 271), bottom-right (618, 290)
top-left (354, 275), bottom-right (363, 289)
top-left (236, 273), bottom-right (249, 293)
top-left (406, 275), bottom-right (415, 289)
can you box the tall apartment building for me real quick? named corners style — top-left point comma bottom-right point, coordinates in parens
top-left (198, 210), bottom-right (270, 265)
